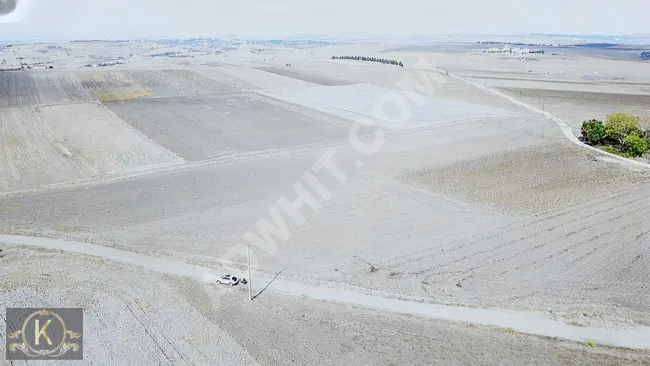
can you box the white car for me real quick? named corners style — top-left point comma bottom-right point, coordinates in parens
top-left (216, 274), bottom-right (240, 286)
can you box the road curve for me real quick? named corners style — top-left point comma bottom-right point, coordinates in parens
top-left (440, 69), bottom-right (650, 170)
top-left (2, 234), bottom-right (649, 350)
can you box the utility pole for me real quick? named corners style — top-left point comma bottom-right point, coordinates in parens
top-left (247, 244), bottom-right (252, 301)
top-left (542, 98), bottom-right (545, 111)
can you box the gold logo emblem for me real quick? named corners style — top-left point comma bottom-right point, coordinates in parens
top-left (8, 309), bottom-right (82, 358)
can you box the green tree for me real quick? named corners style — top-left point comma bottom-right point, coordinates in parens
top-left (580, 119), bottom-right (605, 145)
top-left (623, 134), bottom-right (648, 157)
top-left (604, 113), bottom-right (639, 148)
top-left (638, 128), bottom-right (650, 146)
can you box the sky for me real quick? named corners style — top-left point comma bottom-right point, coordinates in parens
top-left (0, 0), bottom-right (649, 41)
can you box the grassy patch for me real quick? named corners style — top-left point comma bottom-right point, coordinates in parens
top-left (505, 327), bottom-right (517, 334)
top-left (58, 226), bottom-right (82, 233)
top-left (594, 145), bottom-right (634, 159)
top-left (98, 91), bottom-right (151, 103)
top-left (587, 340), bottom-right (597, 348)
top-left (1, 278), bottom-right (21, 292)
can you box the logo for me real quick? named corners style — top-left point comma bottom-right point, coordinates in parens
top-left (0, 0), bottom-right (29, 23)
top-left (6, 308), bottom-right (83, 360)
top-left (0, 0), bottom-right (17, 15)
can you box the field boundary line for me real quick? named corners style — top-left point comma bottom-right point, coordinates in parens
top-left (0, 113), bottom-right (508, 197)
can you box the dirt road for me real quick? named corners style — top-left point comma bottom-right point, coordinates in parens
top-left (2, 234), bottom-right (649, 350)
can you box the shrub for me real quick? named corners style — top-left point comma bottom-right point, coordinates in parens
top-left (604, 113), bottom-right (639, 148)
top-left (623, 134), bottom-right (648, 157)
top-left (580, 119), bottom-right (605, 145)
top-left (638, 128), bottom-right (650, 146)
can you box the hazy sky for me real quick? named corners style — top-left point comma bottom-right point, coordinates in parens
top-left (1, 0), bottom-right (648, 40)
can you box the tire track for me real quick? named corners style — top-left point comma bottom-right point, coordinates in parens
top-left (573, 230), bottom-right (650, 295)
top-left (132, 297), bottom-right (190, 365)
top-left (487, 217), bottom-right (647, 285)
top-left (405, 194), bottom-right (650, 277)
top-left (115, 292), bottom-right (177, 365)
top-left (434, 217), bottom-right (638, 286)
top-left (461, 207), bottom-right (650, 282)
top-left (386, 183), bottom-right (649, 270)
top-left (436, 215), bottom-right (648, 300)
top-left (545, 224), bottom-right (648, 283)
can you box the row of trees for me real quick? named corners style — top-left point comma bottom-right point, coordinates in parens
top-left (581, 113), bottom-right (649, 157)
top-left (331, 56), bottom-right (403, 67)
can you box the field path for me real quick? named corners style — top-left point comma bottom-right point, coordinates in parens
top-left (442, 69), bottom-right (650, 170)
top-left (1, 234), bottom-right (649, 350)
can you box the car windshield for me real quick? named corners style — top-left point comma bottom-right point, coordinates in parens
top-left (1, 2), bottom-right (649, 364)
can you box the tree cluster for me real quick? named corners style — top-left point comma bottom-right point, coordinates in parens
top-left (581, 113), bottom-right (649, 158)
top-left (331, 56), bottom-right (403, 67)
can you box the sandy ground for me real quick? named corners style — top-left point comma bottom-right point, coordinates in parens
top-left (2, 41), bottom-right (650, 362)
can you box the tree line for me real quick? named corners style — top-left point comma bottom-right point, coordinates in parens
top-left (331, 56), bottom-right (403, 67)
top-left (581, 113), bottom-right (649, 158)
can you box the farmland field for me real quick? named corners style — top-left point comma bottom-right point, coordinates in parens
top-left (107, 93), bottom-right (351, 160)
top-left (0, 103), bottom-right (181, 191)
top-left (1, 40), bottom-right (650, 362)
top-left (0, 72), bottom-right (92, 106)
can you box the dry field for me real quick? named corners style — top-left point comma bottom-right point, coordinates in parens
top-left (495, 86), bottom-right (650, 135)
top-left (3, 246), bottom-right (648, 365)
top-left (197, 66), bottom-right (321, 90)
top-left (79, 69), bottom-right (243, 99)
top-left (451, 55), bottom-right (650, 137)
top-left (262, 82), bottom-right (526, 130)
top-left (381, 182), bottom-right (650, 309)
top-left (0, 72), bottom-right (93, 107)
top-left (1, 42), bottom-right (650, 361)
top-left (257, 66), bottom-right (357, 86)
top-left (0, 69), bottom-right (243, 107)
top-left (410, 49), bottom-right (650, 85)
top-left (106, 93), bottom-right (351, 161)
top-left (398, 142), bottom-right (650, 217)
top-left (0, 103), bottom-right (181, 191)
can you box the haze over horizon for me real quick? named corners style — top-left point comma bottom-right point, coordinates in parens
top-left (0, 0), bottom-right (649, 41)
